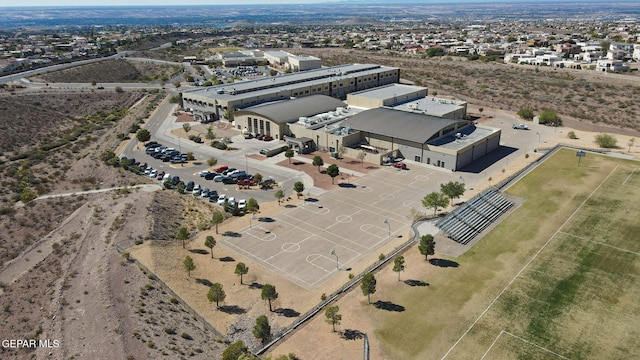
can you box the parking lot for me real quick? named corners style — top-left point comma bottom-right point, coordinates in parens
top-left (221, 165), bottom-right (452, 289)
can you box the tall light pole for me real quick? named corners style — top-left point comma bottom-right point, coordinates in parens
top-left (459, 175), bottom-right (465, 184)
top-left (245, 154), bottom-right (248, 172)
top-left (250, 214), bottom-right (256, 229)
top-left (383, 219), bottom-right (390, 236)
top-left (330, 249), bottom-right (339, 270)
top-left (536, 132), bottom-right (540, 143)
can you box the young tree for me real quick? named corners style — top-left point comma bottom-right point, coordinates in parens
top-left (205, 126), bottom-right (215, 139)
top-left (360, 273), bottom-right (377, 304)
top-left (221, 341), bottom-right (249, 360)
top-left (284, 148), bottom-right (295, 163)
top-left (393, 256), bottom-right (406, 281)
top-left (326, 164), bottom-right (340, 184)
top-left (252, 173), bottom-right (263, 185)
top-left (261, 284), bottom-right (278, 312)
top-left (207, 157), bottom-right (218, 167)
top-left (211, 210), bottom-right (225, 234)
top-left (274, 189), bottom-right (285, 205)
top-left (312, 155), bottom-right (324, 172)
top-left (183, 255), bottom-right (196, 277)
top-left (136, 129), bottom-right (151, 143)
top-left (419, 234), bottom-right (436, 261)
top-left (538, 109), bottom-right (560, 126)
top-left (253, 315), bottom-right (271, 343)
top-left (204, 235), bottom-right (216, 259)
top-left (422, 192), bottom-right (450, 216)
top-left (115, 86), bottom-right (124, 93)
top-left (325, 306), bottom-right (342, 332)
top-left (182, 123), bottom-right (191, 136)
top-left (293, 181), bottom-right (305, 199)
top-left (246, 198), bottom-right (259, 214)
top-left (357, 151), bottom-right (366, 165)
top-left (207, 283), bottom-right (226, 307)
top-left (440, 181), bottom-right (465, 203)
top-left (176, 227), bottom-right (190, 248)
top-left (338, 145), bottom-right (346, 161)
top-left (234, 262), bottom-right (249, 285)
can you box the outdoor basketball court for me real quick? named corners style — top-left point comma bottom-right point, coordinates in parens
top-left (221, 165), bottom-right (453, 289)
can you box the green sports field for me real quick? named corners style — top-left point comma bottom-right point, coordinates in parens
top-left (373, 149), bottom-right (640, 359)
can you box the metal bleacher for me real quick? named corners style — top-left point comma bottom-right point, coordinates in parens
top-left (437, 189), bottom-right (513, 245)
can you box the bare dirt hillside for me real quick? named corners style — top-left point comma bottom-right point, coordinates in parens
top-left (291, 48), bottom-right (640, 134)
top-left (0, 92), bottom-right (141, 154)
top-left (33, 59), bottom-right (178, 84)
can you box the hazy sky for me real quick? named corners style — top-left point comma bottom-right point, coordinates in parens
top-left (1, 0), bottom-right (342, 6)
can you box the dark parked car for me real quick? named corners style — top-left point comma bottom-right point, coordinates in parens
top-left (208, 189), bottom-right (219, 199)
top-left (222, 177), bottom-right (237, 184)
top-left (204, 172), bottom-right (216, 180)
top-left (262, 135), bottom-right (273, 141)
top-left (171, 176), bottom-right (181, 185)
top-left (186, 181), bottom-right (195, 192)
top-left (144, 141), bottom-right (159, 148)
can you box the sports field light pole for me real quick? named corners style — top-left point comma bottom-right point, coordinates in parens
top-left (330, 249), bottom-right (339, 270)
top-left (383, 219), bottom-right (390, 236)
top-left (536, 132), bottom-right (541, 143)
top-left (250, 214), bottom-right (256, 229)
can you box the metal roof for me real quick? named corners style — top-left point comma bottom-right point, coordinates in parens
top-left (182, 63), bottom-right (397, 100)
top-left (234, 95), bottom-right (346, 124)
top-left (348, 83), bottom-right (426, 100)
top-left (345, 107), bottom-right (468, 144)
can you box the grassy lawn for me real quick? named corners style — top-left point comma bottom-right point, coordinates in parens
top-left (372, 149), bottom-right (640, 359)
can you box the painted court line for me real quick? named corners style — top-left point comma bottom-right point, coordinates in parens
top-left (263, 234), bottom-right (314, 262)
top-left (622, 167), bottom-right (639, 187)
top-left (280, 211), bottom-right (371, 251)
top-left (558, 231), bottom-right (640, 256)
top-left (440, 165), bottom-right (620, 360)
top-left (480, 330), bottom-right (569, 360)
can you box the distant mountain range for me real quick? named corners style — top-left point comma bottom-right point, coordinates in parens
top-left (1, 1), bottom-right (638, 29)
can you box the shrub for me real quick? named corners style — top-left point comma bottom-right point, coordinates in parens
top-left (516, 108), bottom-right (534, 120)
top-left (594, 133), bottom-right (617, 148)
top-left (211, 141), bottom-right (227, 150)
top-left (181, 332), bottom-right (193, 340)
top-left (567, 131), bottom-right (578, 139)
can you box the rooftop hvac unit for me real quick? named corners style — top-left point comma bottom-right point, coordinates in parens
top-left (455, 133), bottom-right (462, 139)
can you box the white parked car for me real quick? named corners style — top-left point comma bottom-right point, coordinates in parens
top-left (217, 194), bottom-right (227, 206)
top-left (512, 123), bottom-right (529, 130)
top-left (238, 199), bottom-right (247, 210)
top-left (228, 197), bottom-right (236, 206)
